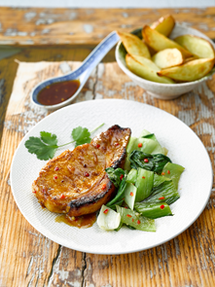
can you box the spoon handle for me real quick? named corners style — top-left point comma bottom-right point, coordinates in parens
top-left (64, 31), bottom-right (120, 81)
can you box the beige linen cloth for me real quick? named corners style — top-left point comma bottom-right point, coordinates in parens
top-left (7, 60), bottom-right (140, 119)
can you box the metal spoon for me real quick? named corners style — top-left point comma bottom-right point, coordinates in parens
top-left (31, 31), bottom-right (120, 110)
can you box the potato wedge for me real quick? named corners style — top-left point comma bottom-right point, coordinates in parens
top-left (174, 34), bottom-right (215, 59)
top-left (117, 31), bottom-right (151, 59)
top-left (183, 56), bottom-right (198, 64)
top-left (151, 14), bottom-right (175, 37)
top-left (152, 48), bottom-right (184, 69)
top-left (157, 58), bottom-right (215, 82)
top-left (142, 25), bottom-right (193, 58)
top-left (131, 54), bottom-right (160, 71)
top-left (126, 54), bottom-right (174, 84)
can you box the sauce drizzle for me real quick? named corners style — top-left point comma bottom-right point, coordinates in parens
top-left (37, 80), bottom-right (80, 106)
top-left (55, 212), bottom-right (97, 229)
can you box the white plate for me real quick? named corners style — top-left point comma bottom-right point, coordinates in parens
top-left (10, 99), bottom-right (213, 255)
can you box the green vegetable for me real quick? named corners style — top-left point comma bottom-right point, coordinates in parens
top-left (134, 129), bottom-right (166, 153)
top-left (124, 137), bottom-right (138, 170)
top-left (125, 129), bottom-right (168, 171)
top-left (97, 205), bottom-right (121, 231)
top-left (139, 129), bottom-right (155, 138)
top-left (152, 154), bottom-right (172, 173)
top-left (141, 133), bottom-right (155, 139)
top-left (124, 183), bottom-right (137, 210)
top-left (162, 162), bottom-right (185, 189)
top-left (116, 205), bottom-right (156, 232)
top-left (129, 150), bottom-right (172, 174)
top-left (24, 123), bottom-right (104, 160)
top-left (153, 173), bottom-right (171, 188)
top-left (126, 168), bottom-right (137, 184)
top-left (139, 138), bottom-right (165, 154)
top-left (105, 167), bottom-right (126, 188)
top-left (105, 129), bottom-right (184, 232)
top-left (126, 137), bottom-right (139, 154)
top-left (125, 129), bottom-right (166, 170)
top-left (139, 129), bottom-right (161, 143)
top-left (106, 176), bottom-right (127, 209)
top-left (144, 181), bottom-right (180, 205)
top-left (114, 221), bottom-right (124, 231)
top-left (135, 168), bottom-right (154, 202)
top-left (137, 138), bottom-right (159, 154)
top-left (124, 157), bottom-right (131, 171)
top-left (134, 202), bottom-right (173, 219)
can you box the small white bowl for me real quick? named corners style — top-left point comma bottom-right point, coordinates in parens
top-left (115, 23), bottom-right (215, 100)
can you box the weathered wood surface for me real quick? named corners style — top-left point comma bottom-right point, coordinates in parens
top-left (0, 44), bottom-right (115, 145)
top-left (0, 59), bottom-right (215, 287)
top-left (0, 6), bottom-right (215, 287)
top-left (1, 7), bottom-right (215, 45)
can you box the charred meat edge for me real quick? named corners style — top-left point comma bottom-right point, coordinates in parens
top-left (68, 125), bottom-right (131, 216)
top-left (68, 175), bottom-right (115, 217)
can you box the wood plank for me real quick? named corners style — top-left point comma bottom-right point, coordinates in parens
top-left (0, 7), bottom-right (215, 45)
top-left (0, 60), bottom-right (215, 286)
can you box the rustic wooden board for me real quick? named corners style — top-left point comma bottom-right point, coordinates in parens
top-left (1, 7), bottom-right (215, 45)
top-left (0, 59), bottom-right (215, 287)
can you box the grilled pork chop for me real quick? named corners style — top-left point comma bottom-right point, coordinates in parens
top-left (32, 125), bottom-right (131, 216)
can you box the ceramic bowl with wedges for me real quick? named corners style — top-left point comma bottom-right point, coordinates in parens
top-left (115, 15), bottom-right (215, 100)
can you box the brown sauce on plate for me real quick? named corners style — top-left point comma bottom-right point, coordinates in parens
top-left (37, 80), bottom-right (80, 105)
top-left (55, 212), bottom-right (97, 229)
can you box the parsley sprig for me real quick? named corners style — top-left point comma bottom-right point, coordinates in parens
top-left (24, 123), bottom-right (104, 161)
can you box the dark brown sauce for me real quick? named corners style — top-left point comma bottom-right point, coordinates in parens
top-left (37, 80), bottom-right (80, 105)
top-left (55, 212), bottom-right (97, 229)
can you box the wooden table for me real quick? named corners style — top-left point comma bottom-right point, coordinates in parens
top-left (0, 6), bottom-right (215, 287)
